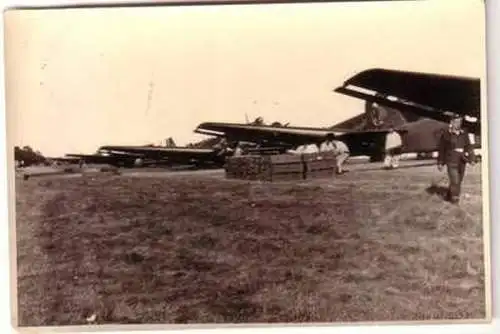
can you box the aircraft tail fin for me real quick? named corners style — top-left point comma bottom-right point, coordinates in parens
top-left (365, 100), bottom-right (419, 128)
top-left (332, 100), bottom-right (423, 131)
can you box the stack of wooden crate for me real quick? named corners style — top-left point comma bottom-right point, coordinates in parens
top-left (225, 154), bottom-right (304, 181)
top-left (225, 152), bottom-right (337, 182)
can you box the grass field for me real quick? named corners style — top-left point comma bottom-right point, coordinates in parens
top-left (14, 162), bottom-right (486, 326)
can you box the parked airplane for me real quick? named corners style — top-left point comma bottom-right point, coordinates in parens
top-left (66, 145), bottom-right (231, 169)
top-left (194, 68), bottom-right (481, 162)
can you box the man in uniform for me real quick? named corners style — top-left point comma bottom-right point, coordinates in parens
top-left (320, 134), bottom-right (350, 174)
top-left (384, 127), bottom-right (403, 169)
top-left (437, 114), bottom-right (476, 204)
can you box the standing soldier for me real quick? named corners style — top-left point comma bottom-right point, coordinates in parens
top-left (437, 114), bottom-right (476, 204)
top-left (383, 127), bottom-right (403, 169)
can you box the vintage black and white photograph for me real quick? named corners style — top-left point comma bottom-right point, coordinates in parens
top-left (5, 0), bottom-right (491, 328)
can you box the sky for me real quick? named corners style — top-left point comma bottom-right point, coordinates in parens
top-left (4, 0), bottom-right (486, 157)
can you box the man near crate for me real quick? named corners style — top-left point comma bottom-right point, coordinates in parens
top-left (320, 134), bottom-right (350, 174)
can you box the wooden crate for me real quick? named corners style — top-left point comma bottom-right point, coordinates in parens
top-left (302, 152), bottom-right (336, 163)
top-left (303, 152), bottom-right (336, 179)
top-left (268, 154), bottom-right (303, 164)
top-left (225, 154), bottom-right (304, 182)
top-left (303, 152), bottom-right (337, 180)
top-left (271, 162), bottom-right (304, 174)
top-left (225, 155), bottom-right (270, 181)
top-left (268, 154), bottom-right (304, 181)
top-left (307, 160), bottom-right (336, 171)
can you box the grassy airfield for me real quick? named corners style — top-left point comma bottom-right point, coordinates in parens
top-left (15, 160), bottom-right (486, 326)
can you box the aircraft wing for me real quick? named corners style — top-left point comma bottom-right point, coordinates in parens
top-left (94, 146), bottom-right (229, 167)
top-left (334, 68), bottom-right (481, 134)
top-left (65, 153), bottom-right (138, 164)
top-left (195, 122), bottom-right (392, 144)
top-left (97, 146), bottom-right (217, 159)
top-left (194, 122), bottom-right (402, 157)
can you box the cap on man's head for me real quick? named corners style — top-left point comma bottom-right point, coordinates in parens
top-left (451, 113), bottom-right (463, 120)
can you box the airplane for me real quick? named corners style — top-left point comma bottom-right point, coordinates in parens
top-left (65, 143), bottom-right (233, 169)
top-left (194, 68), bottom-right (481, 162)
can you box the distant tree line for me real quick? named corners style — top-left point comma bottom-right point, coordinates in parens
top-left (14, 146), bottom-right (48, 167)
